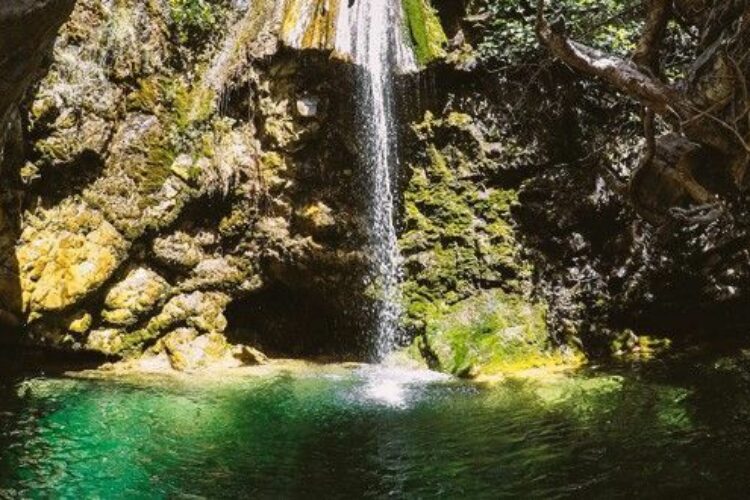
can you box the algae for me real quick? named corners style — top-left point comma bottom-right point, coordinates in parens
top-left (402, 0), bottom-right (447, 65)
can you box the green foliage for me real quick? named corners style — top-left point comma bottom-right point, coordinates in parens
top-left (475, 0), bottom-right (643, 65)
top-left (169, 0), bottom-right (221, 45)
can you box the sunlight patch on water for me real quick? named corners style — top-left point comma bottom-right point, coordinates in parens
top-left (354, 365), bottom-right (450, 408)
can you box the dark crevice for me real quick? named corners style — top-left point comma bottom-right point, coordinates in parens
top-left (224, 284), bottom-right (365, 360)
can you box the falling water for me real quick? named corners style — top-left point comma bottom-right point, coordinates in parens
top-left (336, 0), bottom-right (415, 359)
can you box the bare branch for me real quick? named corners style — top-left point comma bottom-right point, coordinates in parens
top-left (632, 0), bottom-right (672, 73)
top-left (535, 0), bottom-right (684, 118)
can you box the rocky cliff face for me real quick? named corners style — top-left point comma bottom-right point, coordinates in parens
top-left (0, 0), bottom-right (76, 325)
top-left (0, 0), bottom-right (636, 375)
top-left (0, 0), bottom-right (380, 367)
top-left (0, 0), bottom-right (497, 371)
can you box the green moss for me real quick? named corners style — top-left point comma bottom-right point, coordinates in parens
top-left (610, 330), bottom-right (672, 360)
top-left (400, 115), bottom-right (526, 330)
top-left (397, 111), bottom-right (571, 374)
top-left (127, 77), bottom-right (166, 113)
top-left (420, 289), bottom-right (559, 377)
top-left (402, 0), bottom-right (448, 65)
top-left (124, 75), bottom-right (217, 195)
top-left (128, 76), bottom-right (215, 129)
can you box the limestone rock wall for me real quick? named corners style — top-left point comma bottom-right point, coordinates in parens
top-left (0, 0), bottom-right (573, 375)
top-left (0, 0), bottom-right (455, 369)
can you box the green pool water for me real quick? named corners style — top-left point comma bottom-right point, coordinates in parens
top-left (2, 352), bottom-right (750, 499)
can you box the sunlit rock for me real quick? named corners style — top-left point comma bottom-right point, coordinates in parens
top-left (17, 200), bottom-right (129, 313)
top-left (102, 267), bottom-right (170, 327)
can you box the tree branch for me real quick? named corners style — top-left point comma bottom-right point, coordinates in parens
top-left (632, 0), bottom-right (671, 72)
top-left (536, 0), bottom-right (684, 118)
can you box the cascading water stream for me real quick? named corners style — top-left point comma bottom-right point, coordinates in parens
top-left (338, 0), bottom-right (415, 360)
top-left (281, 0), bottom-right (417, 360)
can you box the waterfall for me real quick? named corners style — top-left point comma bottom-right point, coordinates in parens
top-left (275, 0), bottom-right (423, 360)
top-left (337, 0), bottom-right (415, 360)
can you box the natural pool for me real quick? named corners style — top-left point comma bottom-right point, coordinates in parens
top-left (2, 351), bottom-right (750, 498)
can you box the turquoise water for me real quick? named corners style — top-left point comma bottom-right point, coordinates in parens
top-left (2, 353), bottom-right (750, 498)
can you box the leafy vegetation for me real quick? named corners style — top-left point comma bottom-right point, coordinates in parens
top-left (475, 0), bottom-right (644, 66)
top-left (169, 0), bottom-right (222, 45)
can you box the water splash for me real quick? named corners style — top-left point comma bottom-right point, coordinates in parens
top-left (356, 365), bottom-right (450, 408)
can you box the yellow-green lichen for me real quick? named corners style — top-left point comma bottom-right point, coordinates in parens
top-left (402, 0), bottom-right (448, 65)
top-left (419, 289), bottom-right (563, 377)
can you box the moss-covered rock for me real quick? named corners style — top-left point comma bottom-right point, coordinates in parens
top-left (420, 289), bottom-right (562, 377)
top-left (400, 112), bottom-right (529, 330)
top-left (398, 110), bottom-right (578, 375)
top-left (402, 0), bottom-right (448, 65)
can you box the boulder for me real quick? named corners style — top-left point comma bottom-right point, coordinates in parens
top-left (152, 231), bottom-right (205, 271)
top-left (17, 199), bottom-right (129, 313)
top-left (102, 267), bottom-right (170, 326)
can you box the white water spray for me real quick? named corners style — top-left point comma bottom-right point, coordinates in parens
top-left (337, 0), bottom-right (414, 359)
